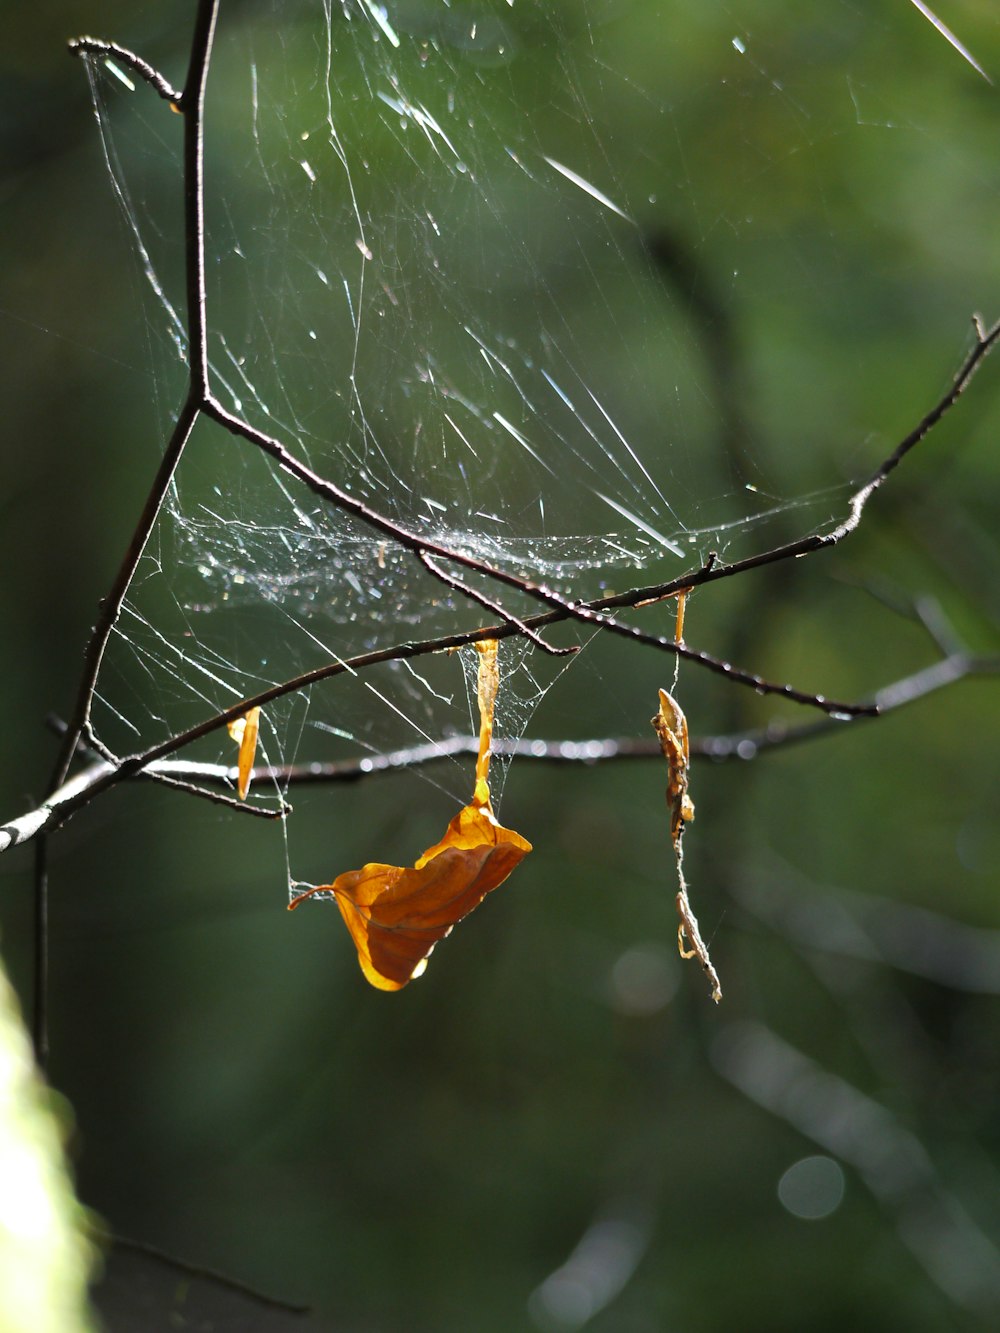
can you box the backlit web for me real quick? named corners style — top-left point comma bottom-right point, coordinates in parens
top-left (76, 0), bottom-right (951, 878)
top-left (67, 4), bottom-right (1000, 1318)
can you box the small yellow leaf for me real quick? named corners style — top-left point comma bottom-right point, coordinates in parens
top-left (227, 706), bottom-right (261, 801)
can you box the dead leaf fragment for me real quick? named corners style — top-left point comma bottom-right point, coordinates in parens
top-left (227, 706), bottom-right (261, 801)
top-left (289, 641), bottom-right (531, 990)
top-left (652, 688), bottom-right (694, 848)
top-left (652, 686), bottom-right (721, 1003)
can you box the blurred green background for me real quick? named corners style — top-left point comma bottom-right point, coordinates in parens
top-left (3, 2), bottom-right (1000, 1329)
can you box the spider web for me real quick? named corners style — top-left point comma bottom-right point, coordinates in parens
top-left (74, 0), bottom-right (984, 890)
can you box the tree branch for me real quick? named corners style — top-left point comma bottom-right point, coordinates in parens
top-left (44, 13), bottom-right (999, 886)
top-left (229, 649), bottom-right (997, 781)
top-left (418, 551), bottom-right (577, 657)
top-left (594, 314), bottom-right (1000, 611)
top-left (63, 5), bottom-right (1000, 802)
top-left (54, 5), bottom-right (219, 791)
top-left (180, 0), bottom-right (218, 398)
top-left (196, 313), bottom-right (998, 715)
top-left (5, 647), bottom-right (989, 856)
top-left (49, 396), bottom-right (201, 790)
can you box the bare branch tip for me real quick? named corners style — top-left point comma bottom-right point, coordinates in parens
top-left (971, 311), bottom-right (1000, 353)
top-left (67, 36), bottom-right (106, 58)
top-left (66, 35), bottom-right (182, 104)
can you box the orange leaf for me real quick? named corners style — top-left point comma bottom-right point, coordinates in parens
top-left (288, 641), bottom-right (532, 989)
top-left (227, 706), bottom-right (261, 800)
top-left (290, 805), bottom-right (530, 990)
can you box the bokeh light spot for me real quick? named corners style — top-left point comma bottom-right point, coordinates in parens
top-left (777, 1155), bottom-right (845, 1220)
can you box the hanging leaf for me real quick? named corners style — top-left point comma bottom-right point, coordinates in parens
top-left (653, 684), bottom-right (722, 1004)
top-left (651, 687), bottom-right (695, 849)
top-left (227, 705), bottom-right (261, 801)
top-left (288, 640), bottom-right (531, 990)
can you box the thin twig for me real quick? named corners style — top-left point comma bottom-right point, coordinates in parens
top-left (144, 770), bottom-right (289, 818)
top-left (594, 314), bottom-right (1000, 611)
top-left (675, 848), bottom-right (722, 1003)
top-left (122, 626), bottom-right (868, 787)
top-left (4, 642), bottom-right (994, 858)
top-left (41, 6), bottom-right (1000, 876)
top-left (150, 735), bottom-right (661, 787)
top-left (418, 551), bottom-right (576, 657)
top-left (53, 4), bottom-right (218, 792)
top-left (180, 0), bottom-right (219, 399)
top-left (68, 38), bottom-right (182, 103)
top-left (70, 720), bottom-right (288, 817)
top-left (108, 1233), bottom-right (310, 1315)
top-left (49, 397), bottom-right (200, 790)
top-left (698, 651), bottom-right (1000, 757)
top-left (171, 648), bottom-right (1000, 782)
top-left (63, 2), bottom-right (1000, 792)
top-left (197, 315), bottom-right (999, 714)
top-left (203, 395), bottom-right (877, 716)
top-left (1, 762), bottom-right (114, 854)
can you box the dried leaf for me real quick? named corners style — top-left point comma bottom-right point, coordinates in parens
top-left (652, 687), bottom-right (694, 848)
top-left (227, 706), bottom-right (261, 801)
top-left (652, 686), bottom-right (721, 1003)
top-left (289, 641), bottom-right (531, 990)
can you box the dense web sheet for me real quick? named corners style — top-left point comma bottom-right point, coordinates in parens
top-left (75, 0), bottom-right (992, 884)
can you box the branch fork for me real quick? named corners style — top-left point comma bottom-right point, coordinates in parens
top-left (0, 4), bottom-right (990, 1041)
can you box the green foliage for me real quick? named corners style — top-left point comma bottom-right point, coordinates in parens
top-left (0, 953), bottom-right (96, 1333)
